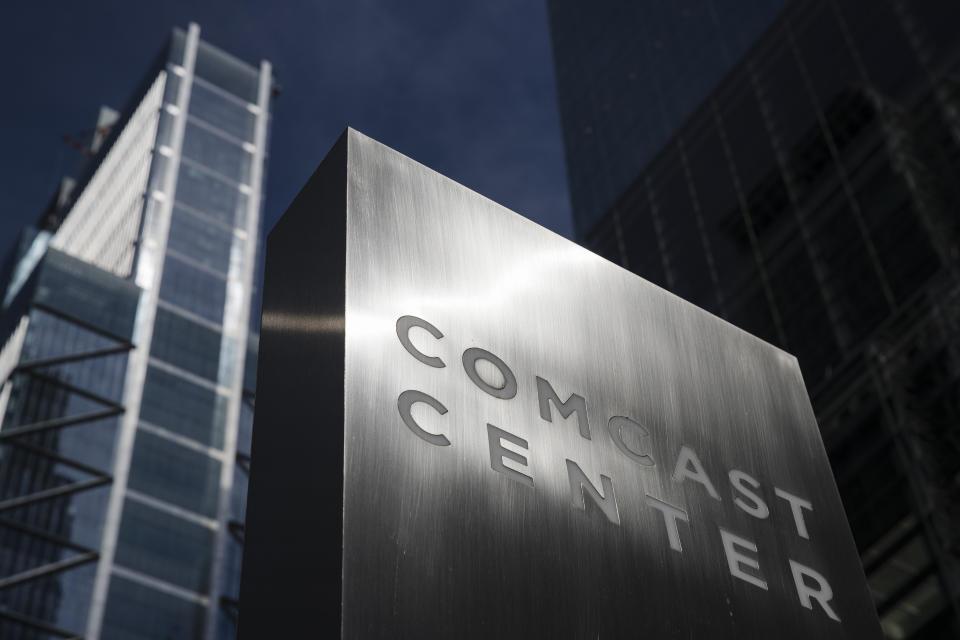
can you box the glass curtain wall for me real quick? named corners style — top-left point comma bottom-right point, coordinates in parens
top-left (569, 0), bottom-right (960, 636)
top-left (0, 252), bottom-right (138, 639)
top-left (0, 25), bottom-right (269, 640)
top-left (99, 32), bottom-right (268, 640)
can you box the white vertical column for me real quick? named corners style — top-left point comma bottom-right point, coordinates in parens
top-left (203, 57), bottom-right (272, 639)
top-left (85, 22), bottom-right (201, 640)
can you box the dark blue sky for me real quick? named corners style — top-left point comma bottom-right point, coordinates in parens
top-left (0, 0), bottom-right (571, 263)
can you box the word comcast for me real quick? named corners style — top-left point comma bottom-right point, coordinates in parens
top-left (394, 315), bottom-right (843, 623)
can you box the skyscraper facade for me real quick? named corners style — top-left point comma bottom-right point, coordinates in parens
top-left (547, 0), bottom-right (790, 237)
top-left (0, 23), bottom-right (269, 639)
top-left (549, 0), bottom-right (960, 637)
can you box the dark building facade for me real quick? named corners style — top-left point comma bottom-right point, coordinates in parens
top-left (0, 24), bottom-right (268, 640)
top-left (549, 0), bottom-right (960, 637)
top-left (547, 0), bottom-right (790, 237)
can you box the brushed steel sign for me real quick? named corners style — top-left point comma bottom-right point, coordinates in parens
top-left (239, 129), bottom-right (882, 638)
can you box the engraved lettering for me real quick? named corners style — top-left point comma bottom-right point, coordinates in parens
top-left (729, 470), bottom-right (769, 519)
top-left (645, 495), bottom-right (688, 552)
top-left (397, 390), bottom-right (450, 446)
top-left (720, 528), bottom-right (768, 591)
top-left (391, 312), bottom-right (845, 622)
top-left (486, 424), bottom-right (534, 487)
top-left (566, 459), bottom-right (620, 526)
top-left (396, 315), bottom-right (445, 368)
top-left (535, 376), bottom-right (590, 439)
top-left (672, 445), bottom-right (720, 500)
top-left (462, 347), bottom-right (518, 400)
top-left (775, 488), bottom-right (813, 539)
top-left (789, 559), bottom-right (841, 622)
top-left (608, 416), bottom-right (655, 466)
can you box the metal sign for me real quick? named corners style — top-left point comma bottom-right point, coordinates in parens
top-left (239, 129), bottom-right (882, 638)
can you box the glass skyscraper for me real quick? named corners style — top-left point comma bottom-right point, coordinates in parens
top-left (549, 0), bottom-right (960, 637)
top-left (0, 23), bottom-right (270, 639)
top-left (547, 0), bottom-right (790, 237)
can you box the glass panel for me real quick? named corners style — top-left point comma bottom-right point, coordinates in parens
top-left (793, 2), bottom-right (860, 110)
top-left (128, 430), bottom-right (222, 517)
top-left (648, 148), bottom-right (716, 312)
top-left (248, 230), bottom-right (265, 332)
top-left (114, 498), bottom-right (214, 593)
top-left (162, 71), bottom-right (181, 108)
top-left (726, 283), bottom-right (780, 346)
top-left (909, 0), bottom-right (960, 65)
top-left (879, 574), bottom-right (946, 639)
top-left (181, 121), bottom-right (251, 184)
top-left (35, 250), bottom-right (140, 340)
top-left (550, 0), bottom-right (788, 234)
top-left (220, 536), bottom-right (243, 602)
top-left (189, 80), bottom-right (256, 142)
top-left (752, 28), bottom-right (816, 156)
top-left (21, 307), bottom-right (116, 361)
top-left (618, 186), bottom-right (667, 289)
top-left (836, 0), bottom-right (920, 98)
top-left (158, 254), bottom-right (227, 325)
top-left (140, 365), bottom-right (227, 449)
top-left (167, 206), bottom-right (236, 274)
top-left (3, 366), bottom-right (115, 433)
top-left (685, 127), bottom-right (755, 290)
top-left (238, 400), bottom-right (253, 455)
top-left (0, 562), bottom-right (97, 638)
top-left (837, 432), bottom-right (911, 551)
top-left (174, 163), bottom-right (247, 228)
top-left (101, 575), bottom-right (206, 640)
top-left (855, 163), bottom-right (940, 303)
top-left (30, 352), bottom-right (128, 413)
top-left (194, 39), bottom-right (260, 103)
top-left (150, 308), bottom-right (222, 381)
top-left (861, 516), bottom-right (917, 567)
top-left (168, 28), bottom-right (187, 67)
top-left (147, 152), bottom-right (169, 193)
top-left (767, 247), bottom-right (838, 386)
top-left (242, 334), bottom-right (258, 395)
top-left (810, 196), bottom-right (889, 338)
top-left (867, 536), bottom-right (931, 605)
top-left (586, 217), bottom-right (622, 270)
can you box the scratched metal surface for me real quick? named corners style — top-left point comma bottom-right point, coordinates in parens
top-left (341, 129), bottom-right (880, 638)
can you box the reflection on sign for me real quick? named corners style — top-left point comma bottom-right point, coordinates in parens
top-left (395, 314), bottom-right (841, 623)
